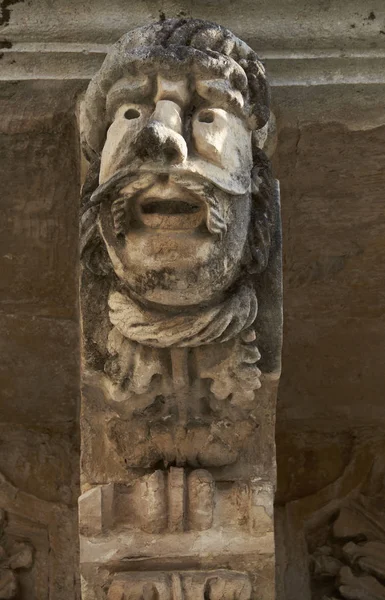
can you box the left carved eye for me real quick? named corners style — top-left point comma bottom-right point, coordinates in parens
top-left (198, 109), bottom-right (215, 124)
top-left (113, 103), bottom-right (146, 121)
top-left (124, 108), bottom-right (141, 120)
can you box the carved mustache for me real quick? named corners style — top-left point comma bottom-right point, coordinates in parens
top-left (89, 168), bottom-right (230, 238)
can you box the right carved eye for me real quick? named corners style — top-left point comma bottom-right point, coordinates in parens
top-left (124, 108), bottom-right (141, 120)
top-left (198, 110), bottom-right (215, 124)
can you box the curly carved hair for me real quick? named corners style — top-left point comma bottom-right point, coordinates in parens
top-left (81, 18), bottom-right (270, 160)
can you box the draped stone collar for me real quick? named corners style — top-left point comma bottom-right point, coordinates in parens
top-left (108, 283), bottom-right (258, 348)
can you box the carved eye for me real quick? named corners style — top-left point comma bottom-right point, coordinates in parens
top-left (198, 110), bottom-right (215, 124)
top-left (124, 108), bottom-right (141, 120)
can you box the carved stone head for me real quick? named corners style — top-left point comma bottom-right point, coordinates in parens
top-left (80, 18), bottom-right (274, 307)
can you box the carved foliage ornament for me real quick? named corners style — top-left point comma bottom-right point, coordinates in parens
top-left (107, 571), bottom-right (252, 600)
top-left (0, 509), bottom-right (34, 600)
top-left (310, 494), bottom-right (385, 600)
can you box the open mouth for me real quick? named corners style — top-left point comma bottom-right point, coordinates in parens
top-left (141, 198), bottom-right (201, 215)
top-left (137, 185), bottom-right (205, 230)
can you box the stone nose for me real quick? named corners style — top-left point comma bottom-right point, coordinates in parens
top-left (133, 100), bottom-right (187, 165)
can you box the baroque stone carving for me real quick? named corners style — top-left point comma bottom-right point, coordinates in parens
top-left (80, 17), bottom-right (281, 470)
top-left (79, 17), bottom-right (281, 600)
top-left (0, 472), bottom-right (78, 600)
top-left (0, 509), bottom-right (34, 600)
top-left (275, 436), bottom-right (385, 600)
top-left (310, 494), bottom-right (385, 600)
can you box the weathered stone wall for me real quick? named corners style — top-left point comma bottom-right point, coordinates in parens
top-left (1, 2), bottom-right (385, 599)
top-left (272, 84), bottom-right (385, 600)
top-left (0, 80), bottom-right (83, 599)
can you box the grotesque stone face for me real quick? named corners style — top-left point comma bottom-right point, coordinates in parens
top-left (80, 18), bottom-right (278, 414)
top-left (81, 19), bottom-right (272, 307)
top-left (97, 72), bottom-right (253, 306)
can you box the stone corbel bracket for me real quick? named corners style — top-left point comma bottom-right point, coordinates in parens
top-left (2, 45), bottom-right (385, 87)
top-left (79, 17), bottom-right (281, 600)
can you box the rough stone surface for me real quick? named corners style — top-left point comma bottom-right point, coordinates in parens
top-left (3, 0), bottom-right (385, 83)
top-left (274, 117), bottom-right (385, 426)
top-left (0, 80), bottom-right (82, 599)
top-left (272, 82), bottom-right (385, 599)
top-left (0, 81), bottom-right (82, 426)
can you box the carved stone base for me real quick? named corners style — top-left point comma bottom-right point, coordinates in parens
top-left (79, 467), bottom-right (275, 599)
top-left (107, 571), bottom-right (252, 600)
top-left (81, 565), bottom-right (274, 600)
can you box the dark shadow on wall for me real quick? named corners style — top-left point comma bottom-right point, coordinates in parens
top-left (273, 86), bottom-right (385, 600)
top-left (0, 80), bottom-right (85, 600)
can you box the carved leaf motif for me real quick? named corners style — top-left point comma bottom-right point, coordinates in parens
top-left (0, 510), bottom-right (35, 600)
top-left (108, 572), bottom-right (251, 600)
top-left (198, 331), bottom-right (261, 406)
top-left (311, 547), bottom-right (342, 578)
top-left (7, 542), bottom-right (34, 571)
top-left (343, 541), bottom-right (385, 580)
top-left (310, 495), bottom-right (385, 600)
top-left (0, 569), bottom-right (17, 600)
top-left (338, 566), bottom-right (385, 600)
top-left (203, 575), bottom-right (251, 600)
top-left (106, 328), bottom-right (164, 395)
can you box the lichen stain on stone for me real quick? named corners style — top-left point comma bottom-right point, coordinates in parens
top-left (0, 0), bottom-right (24, 27)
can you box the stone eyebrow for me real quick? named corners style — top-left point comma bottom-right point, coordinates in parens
top-left (195, 79), bottom-right (245, 113)
top-left (106, 75), bottom-right (152, 117)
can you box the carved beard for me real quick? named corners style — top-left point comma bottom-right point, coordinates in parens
top-left (80, 150), bottom-right (274, 281)
top-left (95, 171), bottom-right (257, 336)
top-left (109, 171), bottom-right (229, 241)
top-left (79, 160), bottom-right (273, 405)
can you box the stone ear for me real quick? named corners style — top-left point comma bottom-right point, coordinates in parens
top-left (252, 112), bottom-right (277, 158)
top-left (80, 157), bottom-right (113, 277)
top-left (82, 237), bottom-right (113, 277)
top-left (247, 149), bottom-right (275, 275)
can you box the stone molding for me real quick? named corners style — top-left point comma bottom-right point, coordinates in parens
top-left (2, 44), bottom-right (385, 85)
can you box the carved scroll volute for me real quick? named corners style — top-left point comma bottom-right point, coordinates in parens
top-left (79, 18), bottom-right (281, 600)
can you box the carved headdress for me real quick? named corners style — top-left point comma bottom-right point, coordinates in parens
top-left (80, 19), bottom-right (275, 280)
top-left (81, 18), bottom-right (270, 158)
